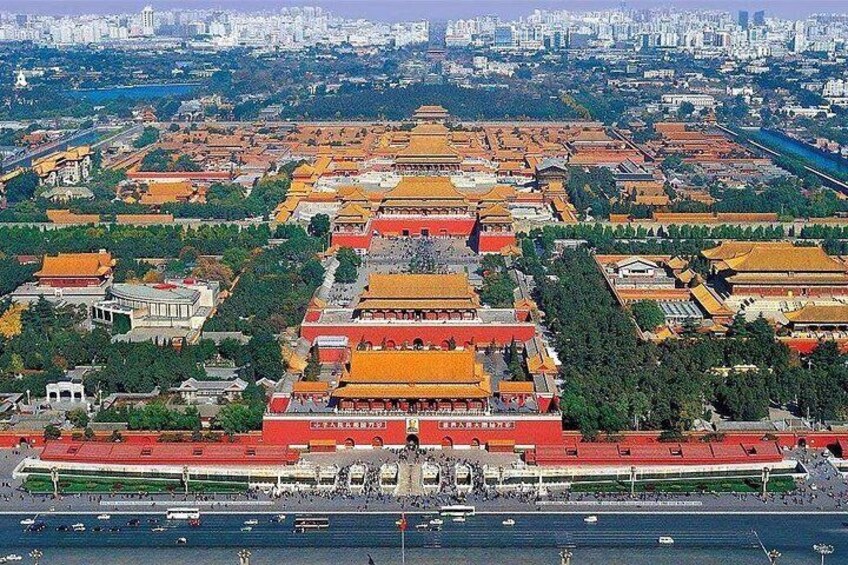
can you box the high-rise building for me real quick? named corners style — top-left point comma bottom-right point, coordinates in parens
top-left (738, 10), bottom-right (749, 30)
top-left (493, 25), bottom-right (514, 48)
top-left (141, 6), bottom-right (155, 36)
top-left (753, 10), bottom-right (766, 27)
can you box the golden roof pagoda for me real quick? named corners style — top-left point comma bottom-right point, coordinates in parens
top-left (35, 251), bottom-right (115, 279)
top-left (356, 273), bottom-right (480, 312)
top-left (332, 349), bottom-right (491, 400)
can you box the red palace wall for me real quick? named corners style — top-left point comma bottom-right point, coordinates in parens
top-left (301, 322), bottom-right (536, 348)
top-left (371, 217), bottom-right (477, 238)
top-left (477, 233), bottom-right (517, 253)
top-left (262, 414), bottom-right (564, 449)
top-left (36, 277), bottom-right (104, 288)
top-left (331, 232), bottom-right (373, 250)
top-left (731, 285), bottom-right (848, 297)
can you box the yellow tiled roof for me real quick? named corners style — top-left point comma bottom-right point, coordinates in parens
top-left (35, 252), bottom-right (114, 278)
top-left (478, 203), bottom-right (512, 222)
top-left (383, 177), bottom-right (466, 201)
top-left (344, 349), bottom-right (485, 383)
top-left (785, 304), bottom-right (848, 324)
top-left (332, 383), bottom-right (490, 400)
top-left (335, 203), bottom-right (371, 223)
top-left (359, 273), bottom-right (479, 304)
top-left (701, 241), bottom-right (794, 261)
top-left (498, 380), bottom-right (535, 394)
top-left (720, 246), bottom-right (846, 273)
top-left (332, 349), bottom-right (491, 399)
top-left (690, 284), bottom-right (734, 318)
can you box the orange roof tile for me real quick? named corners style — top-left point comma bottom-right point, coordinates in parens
top-left (357, 273), bottom-right (479, 311)
top-left (35, 252), bottom-right (114, 279)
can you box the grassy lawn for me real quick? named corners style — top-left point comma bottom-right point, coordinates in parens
top-left (24, 475), bottom-right (248, 494)
top-left (570, 476), bottom-right (796, 494)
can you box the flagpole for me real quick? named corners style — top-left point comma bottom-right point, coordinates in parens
top-left (398, 513), bottom-right (407, 565)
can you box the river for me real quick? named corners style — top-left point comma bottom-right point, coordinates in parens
top-left (2, 511), bottom-right (844, 564)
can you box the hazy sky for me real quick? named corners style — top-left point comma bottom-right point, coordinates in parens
top-left (5, 0), bottom-right (848, 20)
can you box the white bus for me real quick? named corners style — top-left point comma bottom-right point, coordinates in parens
top-left (166, 508), bottom-right (201, 520)
top-left (439, 505), bottom-right (476, 517)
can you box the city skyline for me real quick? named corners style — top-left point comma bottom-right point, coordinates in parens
top-left (4, 0), bottom-right (848, 20)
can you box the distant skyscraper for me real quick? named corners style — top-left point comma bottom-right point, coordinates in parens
top-left (141, 6), bottom-right (155, 36)
top-left (494, 25), bottom-right (514, 48)
top-left (738, 10), bottom-right (749, 30)
top-left (753, 10), bottom-right (765, 26)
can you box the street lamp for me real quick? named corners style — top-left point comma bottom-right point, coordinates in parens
top-left (559, 548), bottom-right (573, 565)
top-left (813, 544), bottom-right (834, 565)
top-left (29, 549), bottom-right (43, 565)
top-left (237, 549), bottom-right (251, 565)
top-left (767, 549), bottom-right (781, 565)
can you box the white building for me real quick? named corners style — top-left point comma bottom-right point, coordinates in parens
top-left (661, 94), bottom-right (717, 112)
top-left (92, 279), bottom-right (220, 331)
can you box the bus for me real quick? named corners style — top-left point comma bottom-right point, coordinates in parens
top-left (166, 508), bottom-right (201, 520)
top-left (293, 517), bottom-right (330, 532)
top-left (439, 505), bottom-right (476, 517)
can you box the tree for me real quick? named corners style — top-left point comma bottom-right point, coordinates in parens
top-left (334, 247), bottom-right (361, 284)
top-left (216, 403), bottom-right (262, 434)
top-left (83, 426), bottom-right (95, 441)
top-left (304, 345), bottom-right (321, 381)
top-left (631, 300), bottom-right (666, 332)
top-left (133, 126), bottom-right (160, 149)
top-left (677, 101), bottom-right (696, 118)
top-left (308, 213), bottom-right (330, 239)
top-left (245, 333), bottom-right (284, 381)
top-left (67, 408), bottom-right (90, 429)
top-left (192, 258), bottom-right (234, 287)
top-left (506, 339), bottom-right (527, 381)
top-left (43, 424), bottom-right (61, 441)
top-left (4, 171), bottom-right (39, 203)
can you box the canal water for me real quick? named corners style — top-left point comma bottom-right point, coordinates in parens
top-left (747, 128), bottom-right (848, 179)
top-left (68, 84), bottom-right (200, 102)
top-left (2, 512), bottom-right (845, 564)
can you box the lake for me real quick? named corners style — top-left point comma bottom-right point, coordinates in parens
top-left (68, 84), bottom-right (200, 102)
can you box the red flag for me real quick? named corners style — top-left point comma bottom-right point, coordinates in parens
top-left (397, 514), bottom-right (407, 532)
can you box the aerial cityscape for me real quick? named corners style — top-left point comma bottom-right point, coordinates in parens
top-left (1, 1), bottom-right (848, 563)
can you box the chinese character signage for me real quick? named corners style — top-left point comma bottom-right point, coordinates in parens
top-left (310, 421), bottom-right (387, 430)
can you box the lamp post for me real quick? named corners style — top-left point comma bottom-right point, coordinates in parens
top-left (761, 466), bottom-right (770, 499)
top-left (630, 465), bottom-right (637, 498)
top-left (813, 544), bottom-right (834, 565)
top-left (50, 466), bottom-right (59, 498)
top-left (29, 549), bottom-right (43, 565)
top-left (559, 548), bottom-right (573, 565)
top-left (237, 549), bottom-right (251, 565)
top-left (182, 465), bottom-right (190, 496)
top-left (767, 549), bottom-right (781, 565)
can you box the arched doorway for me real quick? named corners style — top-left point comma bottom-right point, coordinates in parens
top-left (413, 339), bottom-right (425, 350)
top-left (470, 438), bottom-right (481, 448)
top-left (406, 434), bottom-right (420, 450)
top-left (372, 437), bottom-right (384, 449)
top-left (797, 438), bottom-right (807, 448)
top-left (441, 437), bottom-right (453, 449)
top-left (344, 438), bottom-right (356, 448)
